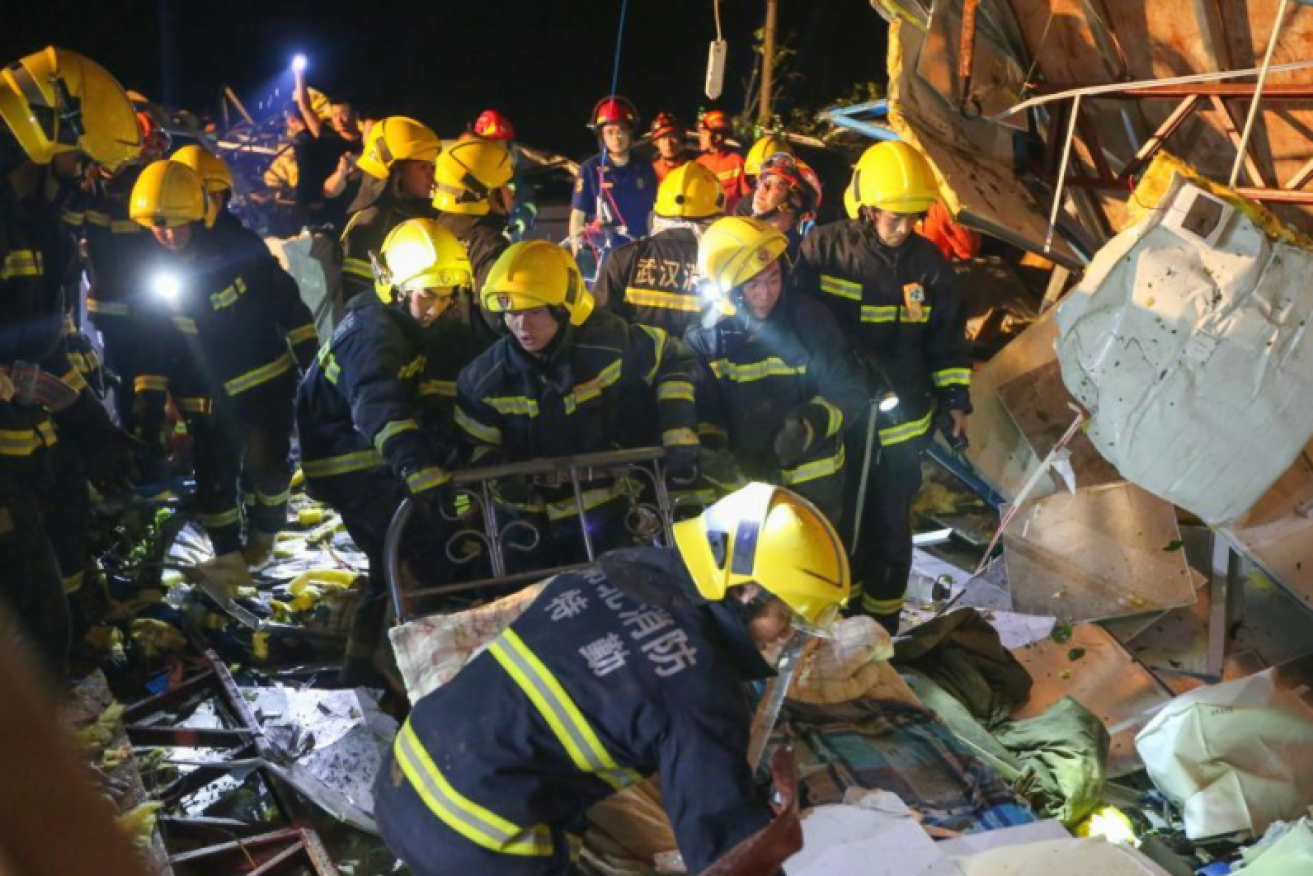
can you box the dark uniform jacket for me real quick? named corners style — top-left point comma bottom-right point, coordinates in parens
top-left (340, 179), bottom-right (437, 304)
top-left (390, 547), bottom-right (773, 871)
top-left (593, 226), bottom-right (704, 336)
top-left (75, 167), bottom-right (150, 320)
top-left (455, 309), bottom-right (699, 521)
top-left (434, 210), bottom-right (509, 346)
top-left (685, 284), bottom-right (869, 520)
top-left (296, 294), bottom-right (454, 499)
top-left (798, 221), bottom-right (972, 448)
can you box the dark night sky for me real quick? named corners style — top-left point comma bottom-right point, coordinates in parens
top-left (4, 0), bottom-right (889, 159)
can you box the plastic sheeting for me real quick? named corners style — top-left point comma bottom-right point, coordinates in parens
top-left (1057, 172), bottom-right (1313, 526)
top-left (954, 837), bottom-right (1171, 876)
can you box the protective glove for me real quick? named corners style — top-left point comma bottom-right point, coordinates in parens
top-left (936, 407), bottom-right (969, 454)
top-left (695, 449), bottom-right (747, 493)
top-left (404, 466), bottom-right (455, 518)
top-left (773, 408), bottom-right (820, 469)
top-left (85, 428), bottom-right (142, 496)
top-left (663, 445), bottom-right (701, 485)
top-left (492, 473), bottom-right (536, 507)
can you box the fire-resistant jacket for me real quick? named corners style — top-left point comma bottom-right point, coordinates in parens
top-left (454, 309), bottom-right (700, 520)
top-left (684, 283), bottom-right (869, 521)
top-left (797, 220), bottom-right (972, 448)
top-left (340, 180), bottom-right (436, 304)
top-left (593, 226), bottom-right (706, 336)
top-left (296, 294), bottom-right (454, 498)
top-left (76, 167), bottom-right (150, 322)
top-left (386, 546), bottom-right (773, 872)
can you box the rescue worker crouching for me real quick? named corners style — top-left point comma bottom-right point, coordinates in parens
top-left (340, 116), bottom-right (441, 304)
top-left (456, 241), bottom-right (702, 569)
top-left (296, 218), bottom-right (471, 686)
top-left (689, 217), bottom-right (868, 526)
top-left (374, 482), bottom-right (851, 876)
top-left (1, 46), bottom-right (143, 680)
top-left (129, 160), bottom-right (318, 587)
top-left (797, 141), bottom-right (973, 634)
top-left (592, 161), bottom-right (724, 334)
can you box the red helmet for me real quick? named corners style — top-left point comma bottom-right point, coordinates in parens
top-left (759, 153), bottom-right (823, 213)
top-left (698, 108), bottom-right (732, 132)
top-left (589, 95), bottom-right (639, 131)
top-left (473, 109), bottom-right (516, 142)
top-left (649, 111), bottom-right (682, 141)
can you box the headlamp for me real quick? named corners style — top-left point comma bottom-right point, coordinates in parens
top-left (292, 54), bottom-right (308, 73)
top-left (878, 392), bottom-right (900, 413)
top-left (151, 271), bottom-right (182, 304)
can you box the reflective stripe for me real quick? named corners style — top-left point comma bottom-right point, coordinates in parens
top-left (862, 594), bottom-right (904, 615)
top-left (254, 488), bottom-right (290, 507)
top-left (87, 299), bottom-right (131, 317)
top-left (223, 352), bottom-right (293, 397)
top-left (419, 379), bottom-right (457, 398)
top-left (819, 274), bottom-right (861, 301)
top-left (199, 507), bottom-right (242, 529)
top-left (0, 428), bottom-right (49, 457)
top-left (860, 304), bottom-right (932, 324)
top-left (657, 380), bottom-right (695, 403)
top-left (60, 368), bottom-right (88, 393)
top-left (209, 277), bottom-right (248, 311)
top-left (60, 209), bottom-right (85, 227)
top-left (302, 450), bottom-right (384, 478)
top-left (178, 397), bottom-right (212, 415)
top-left (135, 375), bottom-right (169, 393)
top-left (662, 427), bottom-right (699, 447)
top-left (374, 419), bottom-right (420, 453)
top-left (623, 286), bottom-right (701, 313)
top-left (1, 249), bottom-right (43, 280)
top-left (545, 482), bottom-right (631, 522)
top-left (696, 422), bottom-right (728, 440)
top-left (398, 354), bottom-right (427, 379)
top-left (171, 316), bottom-right (199, 335)
top-left (563, 360), bottom-right (623, 414)
top-left (781, 444), bottom-right (845, 486)
top-left (85, 211), bottom-right (139, 234)
top-left (84, 210), bottom-right (112, 226)
top-left (317, 347), bottom-right (342, 384)
top-left (490, 629), bottom-right (641, 791)
top-left (456, 407), bottom-right (503, 445)
top-left (708, 357), bottom-right (806, 383)
top-left (878, 408), bottom-right (935, 446)
top-left (286, 324), bottom-right (318, 345)
top-left (932, 367), bottom-right (972, 388)
top-left (813, 397), bottom-right (844, 438)
top-left (342, 257), bottom-right (372, 280)
top-left (395, 722), bottom-right (554, 856)
top-left (62, 571), bottom-right (85, 595)
top-left (487, 396), bottom-right (540, 417)
top-left (406, 466), bottom-right (451, 494)
top-left (636, 324), bottom-right (668, 384)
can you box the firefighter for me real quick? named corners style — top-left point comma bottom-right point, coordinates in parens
top-left (1, 47), bottom-right (142, 680)
top-left (471, 109), bottom-right (538, 241)
top-left (455, 240), bottom-right (700, 567)
top-left (374, 481), bottom-right (850, 876)
top-left (749, 152), bottom-right (823, 257)
top-left (797, 141), bottom-right (972, 633)
top-left (648, 111), bottom-right (690, 183)
top-left (689, 217), bottom-right (868, 525)
top-left (171, 144), bottom-right (241, 234)
top-left (340, 116), bottom-right (442, 304)
top-left (744, 133), bottom-right (793, 188)
top-left (129, 160), bottom-right (318, 584)
top-left (297, 218), bottom-right (471, 685)
top-left (695, 109), bottom-right (749, 213)
top-left (591, 161), bottom-right (724, 334)
top-left (432, 137), bottom-right (513, 322)
top-left (568, 96), bottom-right (656, 253)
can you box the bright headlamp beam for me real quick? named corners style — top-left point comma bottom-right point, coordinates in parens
top-left (152, 272), bottom-right (182, 303)
top-left (292, 54), bottom-right (308, 73)
top-left (878, 392), bottom-right (900, 413)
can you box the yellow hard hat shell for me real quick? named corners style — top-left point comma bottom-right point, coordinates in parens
top-left (673, 482), bottom-right (850, 636)
top-left (482, 240), bottom-right (594, 326)
top-left (171, 145), bottom-right (233, 195)
top-left (129, 160), bottom-right (210, 229)
top-left (357, 116), bottom-right (441, 180)
top-left (745, 134), bottom-right (793, 176)
top-left (432, 138), bottom-right (514, 216)
top-left (698, 216), bottom-right (788, 306)
top-left (654, 161), bottom-right (725, 220)
top-left (843, 181), bottom-right (860, 220)
top-left (375, 218), bottom-right (474, 305)
top-left (0, 47), bottom-right (141, 172)
top-left (848, 141), bottom-right (939, 214)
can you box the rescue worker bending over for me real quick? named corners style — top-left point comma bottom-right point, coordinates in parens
top-left (797, 141), bottom-right (972, 633)
top-left (456, 241), bottom-right (701, 568)
top-left (340, 116), bottom-right (441, 304)
top-left (130, 160), bottom-right (317, 586)
top-left (749, 152), bottom-right (823, 258)
top-left (374, 482), bottom-right (850, 876)
top-left (569, 96), bottom-right (656, 252)
top-left (694, 108), bottom-right (749, 213)
top-left (297, 219), bottom-right (471, 686)
top-left (470, 109), bottom-right (538, 241)
top-left (737, 133), bottom-right (793, 214)
top-left (592, 161), bottom-right (724, 334)
top-left (689, 217), bottom-right (868, 525)
top-left (648, 111), bottom-right (690, 183)
top-left (1, 47), bottom-right (143, 680)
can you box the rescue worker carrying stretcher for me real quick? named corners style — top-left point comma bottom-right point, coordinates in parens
top-left (688, 217), bottom-right (869, 526)
top-left (129, 160), bottom-right (318, 589)
top-left (455, 240), bottom-right (702, 569)
top-left (340, 116), bottom-right (441, 304)
top-left (1, 47), bottom-right (143, 680)
top-left (797, 141), bottom-right (972, 634)
top-left (591, 161), bottom-right (724, 334)
top-left (374, 481), bottom-right (851, 876)
top-left (296, 218), bottom-right (472, 686)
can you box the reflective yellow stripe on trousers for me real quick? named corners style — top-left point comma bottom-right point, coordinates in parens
top-left (394, 721), bottom-right (554, 856)
top-left (490, 628), bottom-right (641, 791)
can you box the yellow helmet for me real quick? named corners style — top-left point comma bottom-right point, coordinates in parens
top-left (171, 145), bottom-right (233, 196)
top-left (0, 47), bottom-right (141, 171)
top-left (129, 160), bottom-right (211, 229)
top-left (482, 240), bottom-right (594, 326)
top-left (654, 161), bottom-right (725, 220)
top-left (847, 141), bottom-right (939, 214)
top-left (431, 138), bottom-right (514, 216)
top-left (357, 116), bottom-right (441, 180)
top-left (673, 482), bottom-right (850, 636)
top-left (745, 134), bottom-right (793, 176)
top-left (698, 216), bottom-right (788, 309)
top-left (843, 181), bottom-right (859, 220)
top-left (374, 218), bottom-right (474, 305)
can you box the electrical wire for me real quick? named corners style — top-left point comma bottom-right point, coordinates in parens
top-left (714, 0), bottom-right (724, 42)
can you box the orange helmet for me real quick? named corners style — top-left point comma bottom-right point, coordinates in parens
top-left (473, 109), bottom-right (515, 142)
top-left (698, 108), bottom-right (732, 132)
top-left (758, 153), bottom-right (823, 213)
top-left (589, 95), bottom-right (638, 131)
top-left (136, 111), bottom-right (171, 159)
top-left (649, 111), bottom-right (682, 141)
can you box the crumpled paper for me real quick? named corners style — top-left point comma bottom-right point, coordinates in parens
top-left (1134, 667), bottom-right (1313, 839)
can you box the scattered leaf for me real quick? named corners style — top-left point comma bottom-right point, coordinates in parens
top-left (1162, 540), bottom-right (1183, 552)
top-left (1051, 622), bottom-right (1074, 644)
top-left (1067, 648), bottom-right (1087, 662)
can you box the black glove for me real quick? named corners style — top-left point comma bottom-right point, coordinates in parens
top-left (773, 408), bottom-right (819, 469)
top-left (85, 428), bottom-right (142, 495)
top-left (406, 469), bottom-right (455, 518)
top-left (663, 445), bottom-right (700, 485)
top-left (492, 473), bottom-right (536, 507)
top-left (695, 449), bottom-right (746, 492)
top-left (936, 408), bottom-right (969, 454)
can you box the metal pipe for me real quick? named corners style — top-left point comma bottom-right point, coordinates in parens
top-left (1229, 0), bottom-right (1291, 188)
top-left (570, 465), bottom-right (596, 561)
top-left (760, 0), bottom-right (779, 126)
